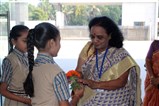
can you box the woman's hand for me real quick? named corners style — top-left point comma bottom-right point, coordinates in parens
top-left (78, 79), bottom-right (98, 89)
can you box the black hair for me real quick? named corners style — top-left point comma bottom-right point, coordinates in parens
top-left (24, 22), bottom-right (60, 97)
top-left (9, 25), bottom-right (29, 54)
top-left (88, 16), bottom-right (124, 48)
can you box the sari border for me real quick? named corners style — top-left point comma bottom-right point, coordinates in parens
top-left (100, 56), bottom-right (139, 81)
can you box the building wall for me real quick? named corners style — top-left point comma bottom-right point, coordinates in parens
top-left (122, 2), bottom-right (158, 40)
top-left (59, 26), bottom-right (149, 40)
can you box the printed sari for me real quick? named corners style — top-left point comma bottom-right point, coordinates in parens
top-left (143, 40), bottom-right (159, 106)
top-left (78, 47), bottom-right (141, 106)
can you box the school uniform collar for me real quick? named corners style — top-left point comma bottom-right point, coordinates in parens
top-left (13, 48), bottom-right (29, 67)
top-left (35, 53), bottom-right (55, 64)
top-left (13, 48), bottom-right (27, 58)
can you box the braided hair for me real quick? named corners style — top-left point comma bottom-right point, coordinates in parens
top-left (9, 25), bottom-right (29, 54)
top-left (24, 22), bottom-right (60, 97)
top-left (23, 29), bottom-right (35, 97)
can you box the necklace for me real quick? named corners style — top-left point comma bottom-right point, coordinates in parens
top-left (96, 48), bottom-right (109, 79)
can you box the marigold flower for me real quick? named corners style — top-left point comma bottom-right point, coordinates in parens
top-left (66, 70), bottom-right (81, 79)
top-left (66, 70), bottom-right (81, 90)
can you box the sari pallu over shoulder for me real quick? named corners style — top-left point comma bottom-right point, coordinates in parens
top-left (143, 50), bottom-right (159, 106)
top-left (78, 52), bottom-right (141, 106)
top-left (145, 51), bottom-right (159, 92)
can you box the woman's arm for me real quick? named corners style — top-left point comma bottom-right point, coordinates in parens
top-left (0, 83), bottom-right (31, 104)
top-left (79, 70), bottom-right (129, 90)
top-left (96, 70), bottom-right (129, 90)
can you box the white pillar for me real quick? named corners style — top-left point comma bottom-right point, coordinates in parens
top-left (56, 11), bottom-right (64, 28)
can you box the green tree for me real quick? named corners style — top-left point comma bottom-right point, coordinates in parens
top-left (29, 4), bottom-right (48, 20)
top-left (62, 5), bottom-right (88, 25)
top-left (98, 5), bottom-right (122, 24)
top-left (62, 5), bottom-right (121, 25)
top-left (86, 5), bottom-right (101, 21)
top-left (28, 0), bottom-right (56, 20)
top-left (38, 0), bottom-right (56, 20)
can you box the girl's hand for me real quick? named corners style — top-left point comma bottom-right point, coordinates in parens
top-left (73, 87), bottom-right (84, 98)
top-left (23, 98), bottom-right (31, 105)
top-left (71, 86), bottom-right (84, 106)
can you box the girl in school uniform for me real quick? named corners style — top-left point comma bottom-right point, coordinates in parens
top-left (24, 22), bottom-right (83, 106)
top-left (0, 25), bottom-right (31, 106)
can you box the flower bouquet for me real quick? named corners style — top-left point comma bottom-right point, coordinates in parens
top-left (66, 70), bottom-right (81, 90)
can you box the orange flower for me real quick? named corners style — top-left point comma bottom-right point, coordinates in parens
top-left (66, 70), bottom-right (81, 79)
top-left (66, 70), bottom-right (81, 90)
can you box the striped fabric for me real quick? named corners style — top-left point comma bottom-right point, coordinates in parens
top-left (1, 48), bottom-right (28, 84)
top-left (54, 71), bottom-right (70, 101)
top-left (35, 53), bottom-right (70, 101)
top-left (1, 58), bottom-right (12, 84)
top-left (35, 53), bottom-right (55, 64)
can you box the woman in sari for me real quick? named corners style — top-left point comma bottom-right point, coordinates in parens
top-left (143, 40), bottom-right (159, 106)
top-left (75, 16), bottom-right (142, 106)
